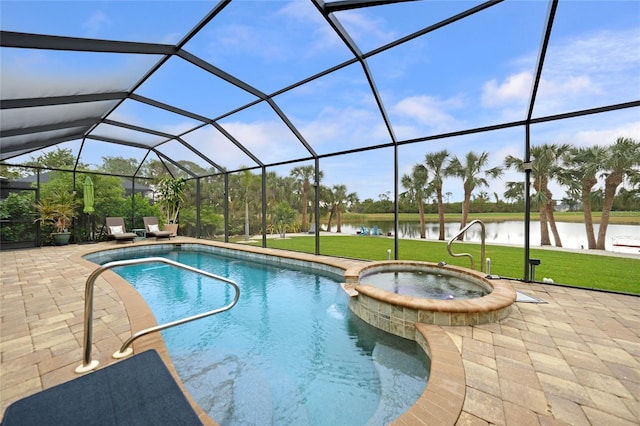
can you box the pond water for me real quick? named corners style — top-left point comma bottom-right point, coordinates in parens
top-left (334, 221), bottom-right (639, 254)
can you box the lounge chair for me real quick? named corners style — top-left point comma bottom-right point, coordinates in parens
top-left (106, 217), bottom-right (137, 243)
top-left (143, 217), bottom-right (173, 240)
top-left (359, 225), bottom-right (370, 235)
top-left (371, 225), bottom-right (382, 236)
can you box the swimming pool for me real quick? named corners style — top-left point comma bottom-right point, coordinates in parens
top-left (92, 245), bottom-right (429, 425)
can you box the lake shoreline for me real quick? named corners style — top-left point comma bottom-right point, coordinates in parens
top-left (341, 212), bottom-right (640, 225)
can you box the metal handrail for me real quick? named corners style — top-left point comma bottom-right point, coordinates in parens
top-left (446, 219), bottom-right (486, 272)
top-left (76, 257), bottom-right (240, 373)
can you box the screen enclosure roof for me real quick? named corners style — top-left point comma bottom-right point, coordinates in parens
top-left (1, 0), bottom-right (639, 180)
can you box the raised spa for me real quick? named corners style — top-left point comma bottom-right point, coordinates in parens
top-left (345, 261), bottom-right (516, 339)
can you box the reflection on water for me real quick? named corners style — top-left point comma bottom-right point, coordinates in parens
top-left (336, 221), bottom-right (639, 253)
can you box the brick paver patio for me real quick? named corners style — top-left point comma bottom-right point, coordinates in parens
top-left (1, 239), bottom-right (638, 425)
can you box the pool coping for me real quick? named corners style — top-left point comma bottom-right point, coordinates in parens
top-left (77, 239), bottom-right (472, 425)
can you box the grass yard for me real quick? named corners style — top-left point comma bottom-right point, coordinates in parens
top-left (263, 235), bottom-right (639, 295)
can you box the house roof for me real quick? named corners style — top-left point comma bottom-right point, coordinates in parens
top-left (12, 172), bottom-right (152, 194)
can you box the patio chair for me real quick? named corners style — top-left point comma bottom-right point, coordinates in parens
top-left (143, 217), bottom-right (173, 240)
top-left (359, 225), bottom-right (370, 235)
top-left (106, 217), bottom-right (137, 243)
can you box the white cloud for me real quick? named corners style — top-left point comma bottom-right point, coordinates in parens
top-left (82, 11), bottom-right (111, 37)
top-left (482, 27), bottom-right (639, 115)
top-left (482, 72), bottom-right (532, 107)
top-left (298, 104), bottom-right (390, 150)
top-left (392, 95), bottom-right (461, 132)
top-left (546, 28), bottom-right (640, 79)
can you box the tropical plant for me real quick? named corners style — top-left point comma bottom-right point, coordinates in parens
top-left (401, 164), bottom-right (430, 239)
top-left (447, 151), bottom-right (502, 240)
top-left (271, 201), bottom-right (297, 237)
top-left (34, 189), bottom-right (77, 233)
top-left (157, 176), bottom-right (186, 224)
top-left (424, 150), bottom-right (450, 240)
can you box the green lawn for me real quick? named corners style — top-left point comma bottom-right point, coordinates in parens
top-left (261, 235), bottom-right (639, 295)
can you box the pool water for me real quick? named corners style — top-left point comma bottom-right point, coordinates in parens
top-left (360, 270), bottom-right (489, 299)
top-left (110, 248), bottom-right (429, 425)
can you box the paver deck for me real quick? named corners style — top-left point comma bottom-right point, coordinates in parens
top-left (1, 239), bottom-right (639, 425)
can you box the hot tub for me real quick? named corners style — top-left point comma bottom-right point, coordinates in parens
top-left (344, 261), bottom-right (516, 340)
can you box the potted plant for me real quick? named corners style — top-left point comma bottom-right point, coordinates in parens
top-left (34, 189), bottom-right (77, 245)
top-left (157, 176), bottom-right (186, 236)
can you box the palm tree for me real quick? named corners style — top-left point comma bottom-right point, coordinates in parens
top-left (596, 137), bottom-right (640, 250)
top-left (290, 165), bottom-right (322, 232)
top-left (424, 150), bottom-right (449, 240)
top-left (505, 143), bottom-right (568, 247)
top-left (272, 201), bottom-right (297, 238)
top-left (401, 164), bottom-right (430, 239)
top-left (322, 185), bottom-right (335, 232)
top-left (503, 181), bottom-right (524, 204)
top-left (237, 169), bottom-right (260, 240)
top-left (560, 145), bottom-right (606, 249)
top-left (332, 184), bottom-right (348, 233)
top-left (447, 151), bottom-right (502, 240)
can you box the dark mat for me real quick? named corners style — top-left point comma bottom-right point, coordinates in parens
top-left (2, 350), bottom-right (202, 426)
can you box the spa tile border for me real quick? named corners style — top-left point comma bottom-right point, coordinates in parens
top-left (346, 261), bottom-right (516, 334)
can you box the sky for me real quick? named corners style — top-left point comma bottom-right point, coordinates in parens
top-left (1, 0), bottom-right (639, 202)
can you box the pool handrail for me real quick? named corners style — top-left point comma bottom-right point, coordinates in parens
top-left (447, 219), bottom-right (486, 272)
top-left (76, 257), bottom-right (240, 373)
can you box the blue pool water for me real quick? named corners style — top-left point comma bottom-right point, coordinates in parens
top-left (99, 246), bottom-right (429, 425)
top-left (360, 270), bottom-right (489, 299)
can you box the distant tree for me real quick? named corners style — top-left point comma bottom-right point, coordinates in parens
top-left (503, 182), bottom-right (524, 204)
top-left (25, 147), bottom-right (78, 170)
top-left (615, 187), bottom-right (640, 211)
top-left (447, 151), bottom-right (502, 240)
top-left (424, 150), bottom-right (449, 240)
top-left (141, 159), bottom-right (171, 179)
top-left (0, 163), bottom-right (23, 179)
top-left (332, 184), bottom-right (348, 233)
top-left (345, 192), bottom-right (359, 213)
top-left (290, 165), bottom-right (320, 232)
top-left (596, 137), bottom-right (640, 250)
top-left (505, 144), bottom-right (569, 247)
top-left (401, 164), bottom-right (430, 239)
top-left (560, 145), bottom-right (607, 249)
top-left (237, 170), bottom-right (260, 240)
top-left (321, 185), bottom-right (335, 232)
top-left (100, 156), bottom-right (139, 176)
